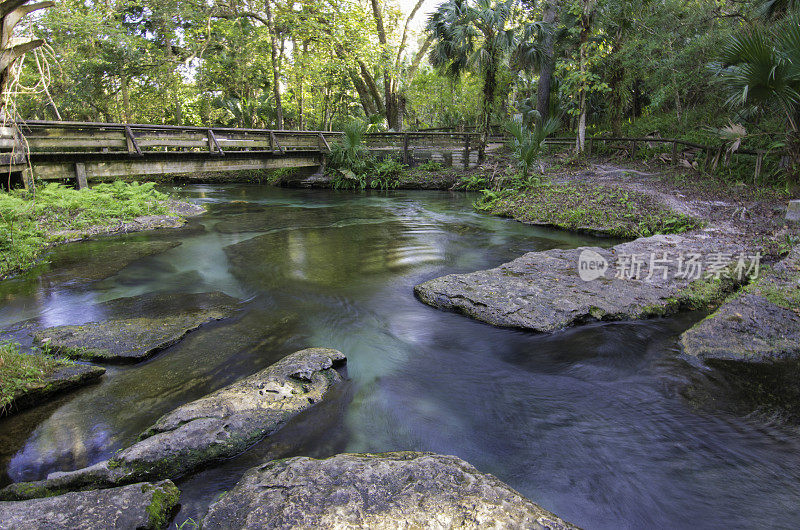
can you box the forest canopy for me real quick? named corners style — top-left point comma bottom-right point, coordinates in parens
top-left (4, 0), bottom-right (792, 169)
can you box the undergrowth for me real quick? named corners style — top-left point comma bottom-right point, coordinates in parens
top-left (0, 181), bottom-right (172, 278)
top-left (327, 122), bottom-right (406, 190)
top-left (476, 180), bottom-right (702, 238)
top-left (0, 341), bottom-right (66, 414)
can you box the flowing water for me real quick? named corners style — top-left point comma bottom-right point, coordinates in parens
top-left (1, 185), bottom-right (800, 529)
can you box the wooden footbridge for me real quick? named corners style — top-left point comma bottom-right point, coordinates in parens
top-left (0, 121), bottom-right (481, 188)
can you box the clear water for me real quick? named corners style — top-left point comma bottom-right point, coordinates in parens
top-left (1, 185), bottom-right (800, 529)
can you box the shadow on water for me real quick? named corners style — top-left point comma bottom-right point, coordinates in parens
top-left (1, 185), bottom-right (800, 528)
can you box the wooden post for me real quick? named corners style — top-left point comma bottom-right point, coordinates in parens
top-left (270, 132), bottom-right (283, 153)
top-left (630, 140), bottom-right (636, 158)
top-left (207, 129), bottom-right (224, 156)
top-left (672, 140), bottom-right (678, 167)
top-left (463, 134), bottom-right (470, 170)
top-left (22, 168), bottom-right (34, 190)
top-left (318, 133), bottom-right (331, 153)
top-left (124, 125), bottom-right (142, 156)
top-left (588, 138), bottom-right (593, 157)
top-left (403, 132), bottom-right (409, 165)
top-left (754, 151), bottom-right (764, 182)
top-left (74, 162), bottom-right (88, 189)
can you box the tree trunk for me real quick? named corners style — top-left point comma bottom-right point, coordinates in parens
top-left (121, 76), bottom-right (131, 123)
top-left (608, 27), bottom-right (624, 137)
top-left (265, 0), bottom-right (283, 129)
top-left (0, 1), bottom-right (53, 116)
top-left (481, 57), bottom-right (498, 144)
top-left (369, 0), bottom-right (400, 130)
top-left (536, 0), bottom-right (560, 120)
top-left (575, 0), bottom-right (596, 155)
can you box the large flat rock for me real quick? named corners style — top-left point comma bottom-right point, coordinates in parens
top-left (415, 234), bottom-right (746, 332)
top-left (0, 480), bottom-right (180, 530)
top-left (0, 348), bottom-right (347, 500)
top-left (32, 291), bottom-right (240, 363)
top-left (202, 452), bottom-right (577, 529)
top-left (681, 247), bottom-right (800, 364)
top-left (4, 362), bottom-right (105, 417)
top-left (37, 239), bottom-right (181, 285)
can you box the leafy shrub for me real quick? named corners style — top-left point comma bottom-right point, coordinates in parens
top-left (455, 173), bottom-right (492, 191)
top-left (419, 160), bottom-right (444, 171)
top-left (1, 181), bottom-right (172, 278)
top-left (328, 121), bottom-right (407, 190)
top-left (505, 118), bottom-right (561, 177)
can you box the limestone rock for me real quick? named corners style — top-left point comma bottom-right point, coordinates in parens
top-left (38, 240), bottom-right (181, 285)
top-left (202, 452), bottom-right (577, 529)
top-left (0, 480), bottom-right (180, 530)
top-left (32, 291), bottom-right (240, 363)
top-left (0, 348), bottom-right (347, 500)
top-left (681, 247), bottom-right (800, 363)
top-left (415, 234), bottom-right (745, 332)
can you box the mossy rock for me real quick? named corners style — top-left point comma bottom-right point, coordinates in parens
top-left (32, 291), bottom-right (240, 363)
top-left (0, 480), bottom-right (180, 529)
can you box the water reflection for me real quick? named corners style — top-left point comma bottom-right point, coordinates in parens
top-left (1, 186), bottom-right (799, 529)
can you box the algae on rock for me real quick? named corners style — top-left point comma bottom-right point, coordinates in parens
top-left (32, 291), bottom-right (240, 363)
top-left (0, 348), bottom-right (347, 500)
top-left (0, 480), bottom-right (180, 530)
top-left (202, 452), bottom-right (577, 529)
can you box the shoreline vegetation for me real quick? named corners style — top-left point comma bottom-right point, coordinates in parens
top-left (0, 181), bottom-right (204, 280)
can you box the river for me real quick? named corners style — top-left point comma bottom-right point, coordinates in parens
top-left (1, 185), bottom-right (799, 528)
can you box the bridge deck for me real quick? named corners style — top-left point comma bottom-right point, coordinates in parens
top-left (0, 121), bottom-right (482, 188)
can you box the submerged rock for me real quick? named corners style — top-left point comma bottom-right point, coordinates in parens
top-left (0, 479), bottom-right (180, 530)
top-left (415, 234), bottom-right (745, 332)
top-left (3, 362), bottom-right (105, 417)
top-left (202, 452), bottom-right (577, 529)
top-left (32, 291), bottom-right (240, 363)
top-left (0, 348), bottom-right (346, 500)
top-left (38, 239), bottom-right (181, 286)
top-left (681, 247), bottom-right (800, 364)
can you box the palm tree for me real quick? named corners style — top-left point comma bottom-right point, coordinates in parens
top-left (713, 13), bottom-right (800, 171)
top-left (427, 0), bottom-right (517, 142)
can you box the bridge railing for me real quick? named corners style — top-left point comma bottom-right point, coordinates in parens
top-left (13, 121), bottom-right (341, 156)
top-left (10, 121), bottom-right (480, 158)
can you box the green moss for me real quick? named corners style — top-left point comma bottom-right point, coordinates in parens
top-left (640, 273), bottom-right (742, 317)
top-left (143, 482), bottom-right (181, 529)
top-left (475, 181), bottom-right (703, 238)
top-left (744, 265), bottom-right (800, 311)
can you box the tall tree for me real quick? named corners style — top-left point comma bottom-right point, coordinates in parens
top-left (536, 0), bottom-right (560, 119)
top-left (574, 0), bottom-right (596, 153)
top-left (0, 0), bottom-right (54, 115)
top-left (264, 0), bottom-right (283, 128)
top-left (427, 0), bottom-right (518, 140)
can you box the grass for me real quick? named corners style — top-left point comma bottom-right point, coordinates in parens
top-left (0, 341), bottom-right (65, 414)
top-left (475, 181), bottom-right (702, 238)
top-left (0, 181), bottom-right (172, 278)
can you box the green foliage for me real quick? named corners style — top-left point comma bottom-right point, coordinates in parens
top-left (419, 160), bottom-right (445, 171)
top-left (369, 158), bottom-right (405, 190)
top-left (0, 181), bottom-right (172, 278)
top-left (328, 123), bottom-right (406, 190)
top-left (475, 181), bottom-right (703, 238)
top-left (504, 117), bottom-right (561, 176)
top-left (0, 341), bottom-right (65, 414)
top-left (456, 173), bottom-right (492, 191)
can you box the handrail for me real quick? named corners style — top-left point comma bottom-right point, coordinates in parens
top-left (16, 120), bottom-right (482, 138)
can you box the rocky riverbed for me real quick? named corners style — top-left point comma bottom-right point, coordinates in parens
top-left (32, 291), bottom-right (240, 363)
top-left (0, 348), bottom-right (348, 500)
top-left (203, 452), bottom-right (577, 529)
